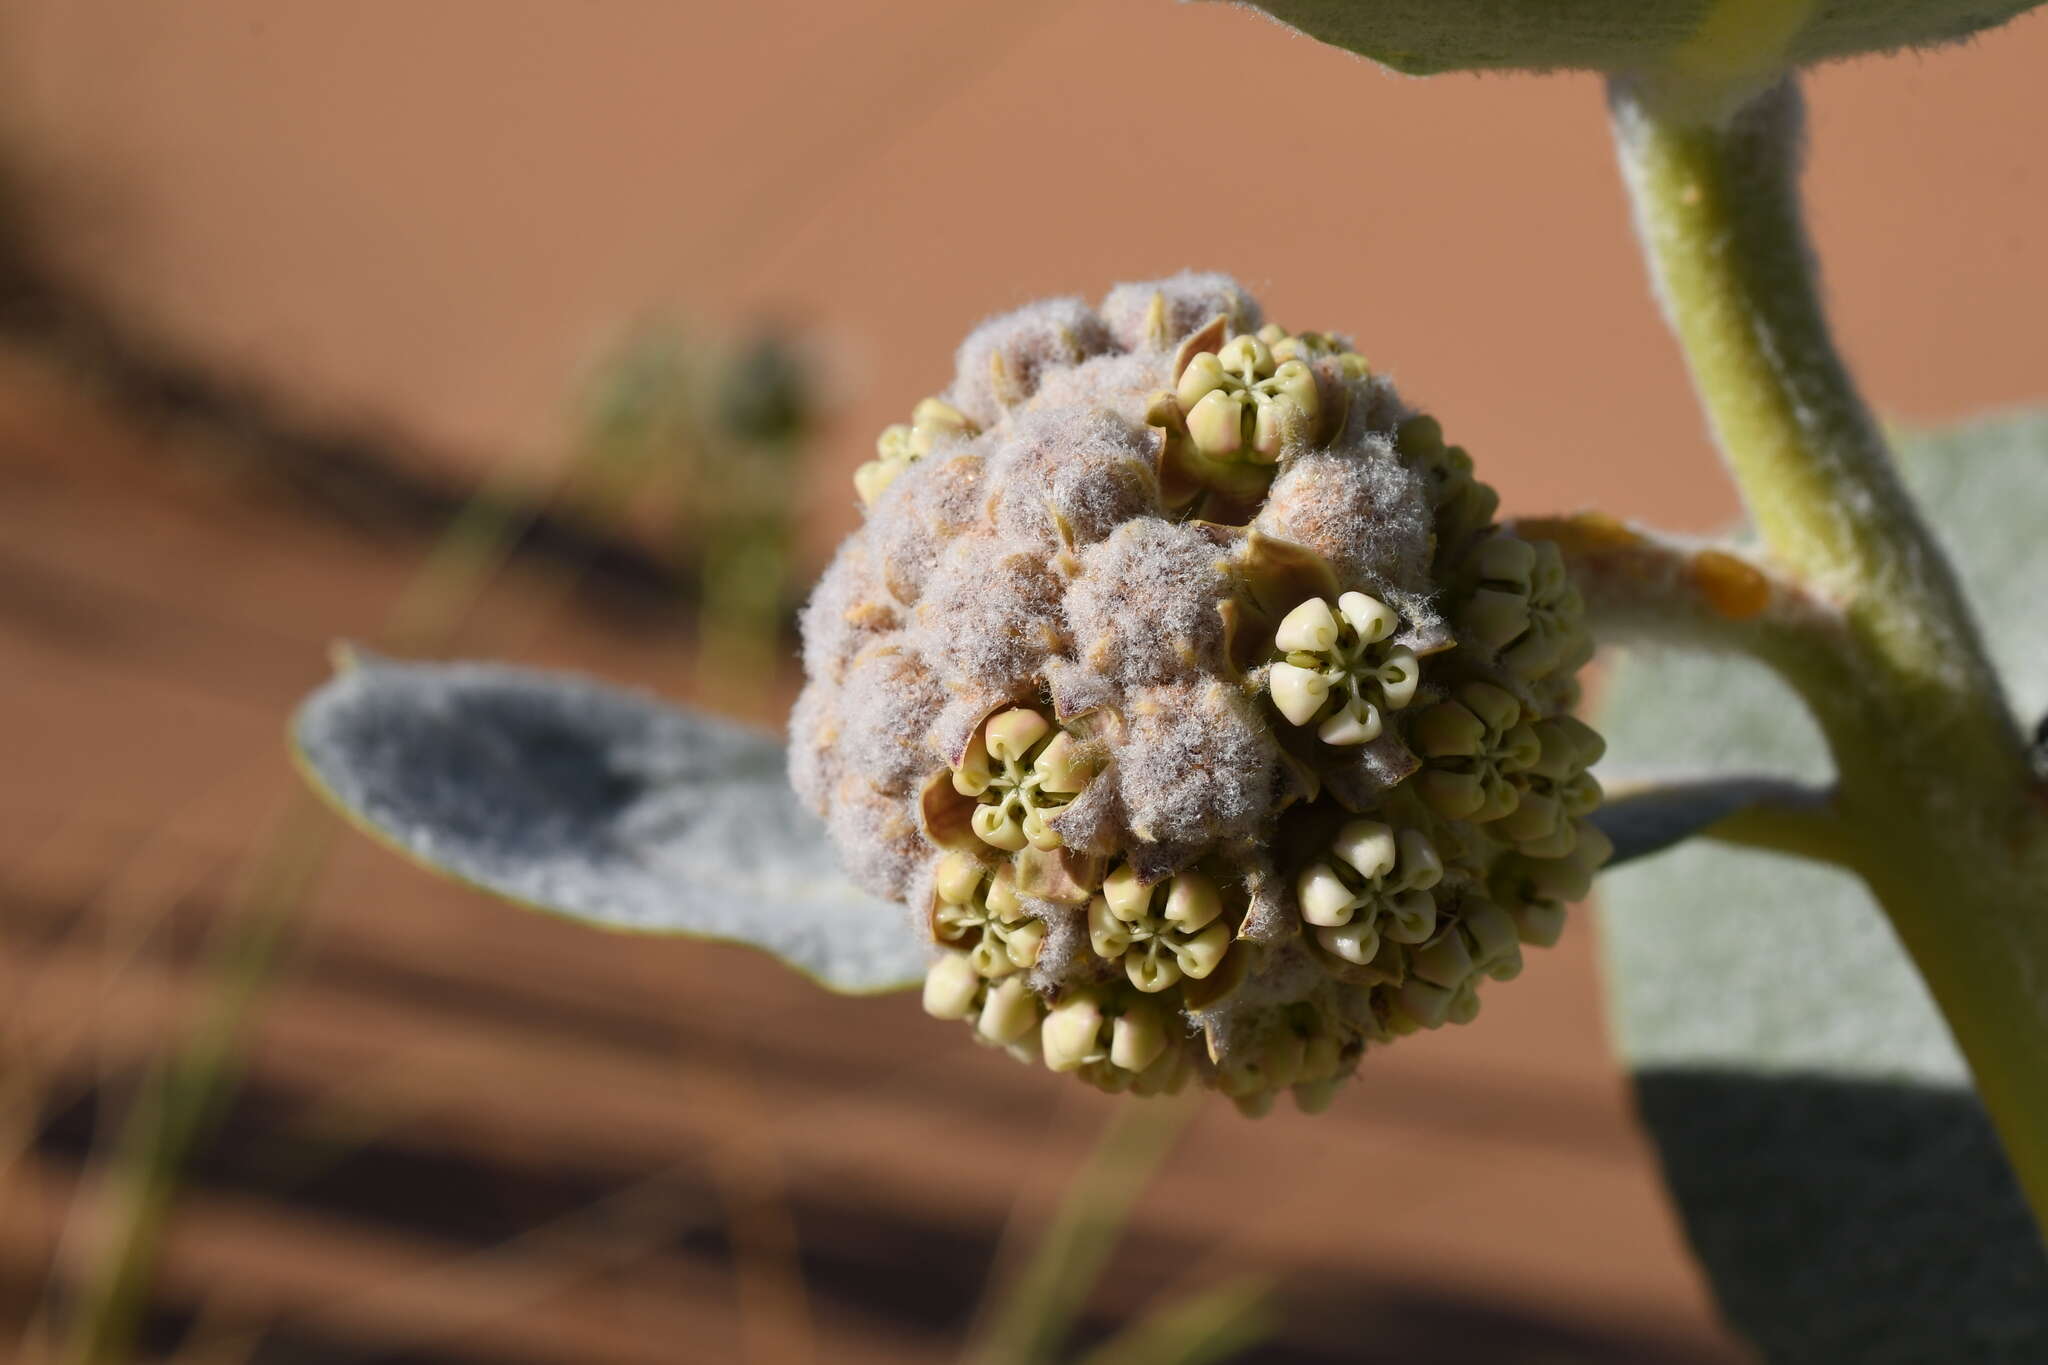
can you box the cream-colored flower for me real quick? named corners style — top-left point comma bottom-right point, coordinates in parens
top-left (952, 708), bottom-right (1093, 853)
top-left (922, 950), bottom-right (1043, 1047)
top-left (1460, 534), bottom-right (1590, 680)
top-left (1088, 864), bottom-right (1233, 993)
top-left (1296, 819), bottom-right (1443, 965)
top-left (1041, 989), bottom-right (1172, 1076)
top-left (1499, 716), bottom-right (1606, 855)
top-left (1175, 334), bottom-right (1321, 463)
top-left (1266, 592), bottom-right (1421, 746)
top-left (1490, 820), bottom-right (1615, 948)
top-left (1395, 900), bottom-right (1526, 1029)
top-left (930, 851), bottom-right (1046, 978)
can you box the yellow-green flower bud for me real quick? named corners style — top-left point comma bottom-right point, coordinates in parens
top-left (930, 851), bottom-right (1046, 978)
top-left (854, 397), bottom-right (978, 507)
top-left (1297, 819), bottom-right (1442, 965)
top-left (1259, 323), bottom-right (1369, 378)
top-left (1415, 682), bottom-right (1541, 822)
top-left (952, 708), bottom-right (1088, 853)
top-left (1088, 864), bottom-right (1234, 993)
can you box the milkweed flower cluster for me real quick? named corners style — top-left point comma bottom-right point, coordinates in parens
top-left (791, 274), bottom-right (1607, 1114)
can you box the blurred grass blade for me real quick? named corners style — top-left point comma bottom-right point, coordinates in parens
top-left (58, 800), bottom-right (332, 1365)
top-left (57, 456), bottom-right (582, 1363)
top-left (1071, 1275), bottom-right (1275, 1365)
top-left (379, 458), bottom-right (558, 655)
top-left (968, 1096), bottom-right (1198, 1365)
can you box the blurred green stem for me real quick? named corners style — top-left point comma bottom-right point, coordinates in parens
top-left (968, 1097), bottom-right (1197, 1365)
top-left (1611, 74), bottom-right (2048, 1239)
top-left (1070, 1275), bottom-right (1273, 1365)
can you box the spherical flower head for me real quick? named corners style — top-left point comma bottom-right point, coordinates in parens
top-left (791, 272), bottom-right (1606, 1114)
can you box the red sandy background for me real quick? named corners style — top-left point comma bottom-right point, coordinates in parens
top-left (0, 4), bottom-right (2041, 1361)
top-left (6, 2), bottom-right (2043, 538)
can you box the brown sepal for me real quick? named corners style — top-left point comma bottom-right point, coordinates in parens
top-left (1234, 531), bottom-right (1341, 620)
top-left (1013, 846), bottom-right (1105, 906)
top-left (918, 769), bottom-right (982, 850)
top-left (1181, 943), bottom-right (1249, 1011)
top-left (1172, 314), bottom-right (1229, 385)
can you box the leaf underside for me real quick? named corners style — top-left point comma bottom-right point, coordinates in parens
top-left (1597, 410), bottom-right (2048, 1360)
top-left (1220, 0), bottom-right (2044, 77)
top-left (1589, 774), bottom-right (1828, 867)
top-left (292, 655), bottom-right (928, 994)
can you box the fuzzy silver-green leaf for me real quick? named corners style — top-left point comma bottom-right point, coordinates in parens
top-left (293, 655), bottom-right (928, 994)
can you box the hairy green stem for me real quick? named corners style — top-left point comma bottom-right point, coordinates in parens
top-left (1610, 75), bottom-right (2048, 1236)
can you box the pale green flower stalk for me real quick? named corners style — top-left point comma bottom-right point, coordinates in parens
top-left (791, 273), bottom-right (1608, 1114)
top-left (1608, 74), bottom-right (2048, 1233)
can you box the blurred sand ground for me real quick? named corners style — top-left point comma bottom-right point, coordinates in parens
top-left (0, 2), bottom-right (2043, 1361)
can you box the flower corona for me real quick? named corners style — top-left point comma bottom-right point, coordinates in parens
top-left (791, 274), bottom-right (1606, 1114)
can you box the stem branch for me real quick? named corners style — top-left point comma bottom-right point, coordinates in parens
top-left (1609, 74), bottom-right (2048, 1237)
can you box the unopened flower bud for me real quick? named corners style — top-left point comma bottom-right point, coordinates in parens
top-left (923, 951), bottom-right (983, 1020)
top-left (854, 397), bottom-right (979, 507)
top-left (1090, 864), bottom-right (1234, 993)
top-left (978, 976), bottom-right (1041, 1046)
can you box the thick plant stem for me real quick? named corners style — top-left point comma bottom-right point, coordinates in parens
top-left (1610, 75), bottom-right (2048, 1236)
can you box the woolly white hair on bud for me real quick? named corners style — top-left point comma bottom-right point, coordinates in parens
top-left (945, 297), bottom-right (1115, 426)
top-left (863, 452), bottom-right (989, 608)
top-left (833, 643), bottom-right (948, 797)
top-left (1116, 680), bottom-right (1278, 856)
top-left (1256, 440), bottom-right (1443, 648)
top-left (824, 773), bottom-right (929, 902)
top-left (1064, 519), bottom-right (1231, 688)
top-left (911, 538), bottom-right (1065, 702)
top-left (986, 407), bottom-right (1160, 550)
top-left (1098, 271), bottom-right (1263, 352)
top-left (797, 539), bottom-right (894, 687)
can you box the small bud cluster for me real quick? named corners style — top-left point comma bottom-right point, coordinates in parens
top-left (792, 274), bottom-right (1606, 1114)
